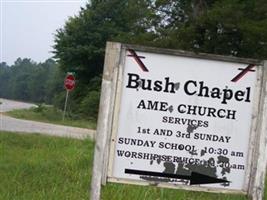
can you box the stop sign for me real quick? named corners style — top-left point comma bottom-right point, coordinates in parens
top-left (64, 74), bottom-right (75, 91)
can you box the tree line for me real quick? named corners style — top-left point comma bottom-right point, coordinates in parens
top-left (0, 58), bottom-right (100, 120)
top-left (0, 58), bottom-right (63, 104)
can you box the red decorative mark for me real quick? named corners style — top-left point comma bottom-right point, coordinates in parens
top-left (128, 55), bottom-right (146, 59)
top-left (127, 49), bottom-right (149, 72)
top-left (231, 64), bottom-right (255, 82)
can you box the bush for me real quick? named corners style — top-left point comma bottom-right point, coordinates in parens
top-left (79, 90), bottom-right (100, 120)
top-left (52, 91), bottom-right (66, 111)
top-left (33, 104), bottom-right (46, 113)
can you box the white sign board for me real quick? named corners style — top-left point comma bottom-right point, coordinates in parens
top-left (90, 42), bottom-right (267, 200)
top-left (109, 50), bottom-right (258, 190)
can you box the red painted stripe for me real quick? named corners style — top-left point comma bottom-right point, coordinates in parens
top-left (231, 64), bottom-right (255, 82)
top-left (127, 49), bottom-right (149, 72)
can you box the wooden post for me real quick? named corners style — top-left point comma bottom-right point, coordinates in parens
top-left (90, 42), bottom-right (121, 200)
top-left (248, 61), bottom-right (267, 200)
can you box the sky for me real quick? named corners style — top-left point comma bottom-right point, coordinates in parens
top-left (0, 0), bottom-right (87, 65)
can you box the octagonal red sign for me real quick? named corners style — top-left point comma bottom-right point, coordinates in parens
top-left (64, 74), bottom-right (75, 91)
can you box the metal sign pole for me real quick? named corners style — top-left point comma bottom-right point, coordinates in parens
top-left (63, 90), bottom-right (69, 121)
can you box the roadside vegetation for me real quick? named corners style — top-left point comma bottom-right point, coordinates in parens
top-left (1, 131), bottom-right (264, 200)
top-left (6, 105), bottom-right (96, 129)
top-left (0, 131), bottom-right (93, 200)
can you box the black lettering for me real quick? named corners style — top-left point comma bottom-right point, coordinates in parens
top-left (160, 102), bottom-right (168, 111)
top-left (187, 105), bottom-right (197, 115)
top-left (137, 100), bottom-right (146, 109)
top-left (154, 80), bottom-right (163, 91)
top-left (210, 87), bottom-right (221, 98)
top-left (226, 110), bottom-right (236, 120)
top-left (163, 77), bottom-right (175, 93)
top-left (117, 150), bottom-right (124, 156)
top-left (118, 137), bottom-right (123, 144)
top-left (199, 81), bottom-right (209, 97)
top-left (235, 90), bottom-right (245, 101)
top-left (159, 142), bottom-right (164, 148)
top-left (141, 79), bottom-right (152, 90)
top-left (207, 108), bottom-right (216, 117)
top-left (217, 109), bottom-right (226, 118)
top-left (245, 87), bottom-right (251, 103)
top-left (184, 80), bottom-right (197, 95)
top-left (177, 104), bottom-right (186, 113)
top-left (162, 116), bottom-right (168, 123)
top-left (198, 106), bottom-right (206, 116)
top-left (147, 101), bottom-right (159, 110)
top-left (221, 88), bottom-right (233, 104)
top-left (126, 73), bottom-right (139, 89)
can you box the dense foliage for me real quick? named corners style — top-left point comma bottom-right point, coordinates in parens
top-left (2, 0), bottom-right (267, 121)
top-left (54, 0), bottom-right (267, 79)
top-left (52, 0), bottom-right (267, 120)
top-left (161, 0), bottom-right (267, 58)
top-left (0, 58), bottom-right (63, 104)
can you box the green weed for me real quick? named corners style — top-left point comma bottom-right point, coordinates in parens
top-left (6, 106), bottom-right (96, 129)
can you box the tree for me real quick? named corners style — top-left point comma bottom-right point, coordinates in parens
top-left (0, 58), bottom-right (63, 104)
top-left (0, 62), bottom-right (11, 98)
top-left (161, 0), bottom-right (267, 59)
top-left (53, 0), bottom-right (267, 120)
top-left (53, 0), bottom-right (157, 84)
top-left (53, 0), bottom-right (159, 118)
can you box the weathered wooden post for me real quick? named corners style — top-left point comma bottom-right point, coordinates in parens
top-left (90, 42), bottom-right (121, 200)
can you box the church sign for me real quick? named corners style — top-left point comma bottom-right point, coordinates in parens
top-left (90, 42), bottom-right (267, 200)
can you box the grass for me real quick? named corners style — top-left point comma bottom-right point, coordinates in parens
top-left (0, 131), bottom-right (94, 200)
top-left (1, 131), bottom-right (264, 200)
top-left (6, 105), bottom-right (96, 129)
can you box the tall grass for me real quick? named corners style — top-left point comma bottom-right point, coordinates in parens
top-left (0, 131), bottom-right (94, 200)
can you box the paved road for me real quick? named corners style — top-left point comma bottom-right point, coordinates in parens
top-left (0, 98), bottom-right (95, 139)
top-left (0, 98), bottom-right (37, 112)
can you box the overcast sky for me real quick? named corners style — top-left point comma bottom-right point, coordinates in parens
top-left (0, 0), bottom-right (87, 65)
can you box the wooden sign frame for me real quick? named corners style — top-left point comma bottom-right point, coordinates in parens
top-left (90, 42), bottom-right (267, 200)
